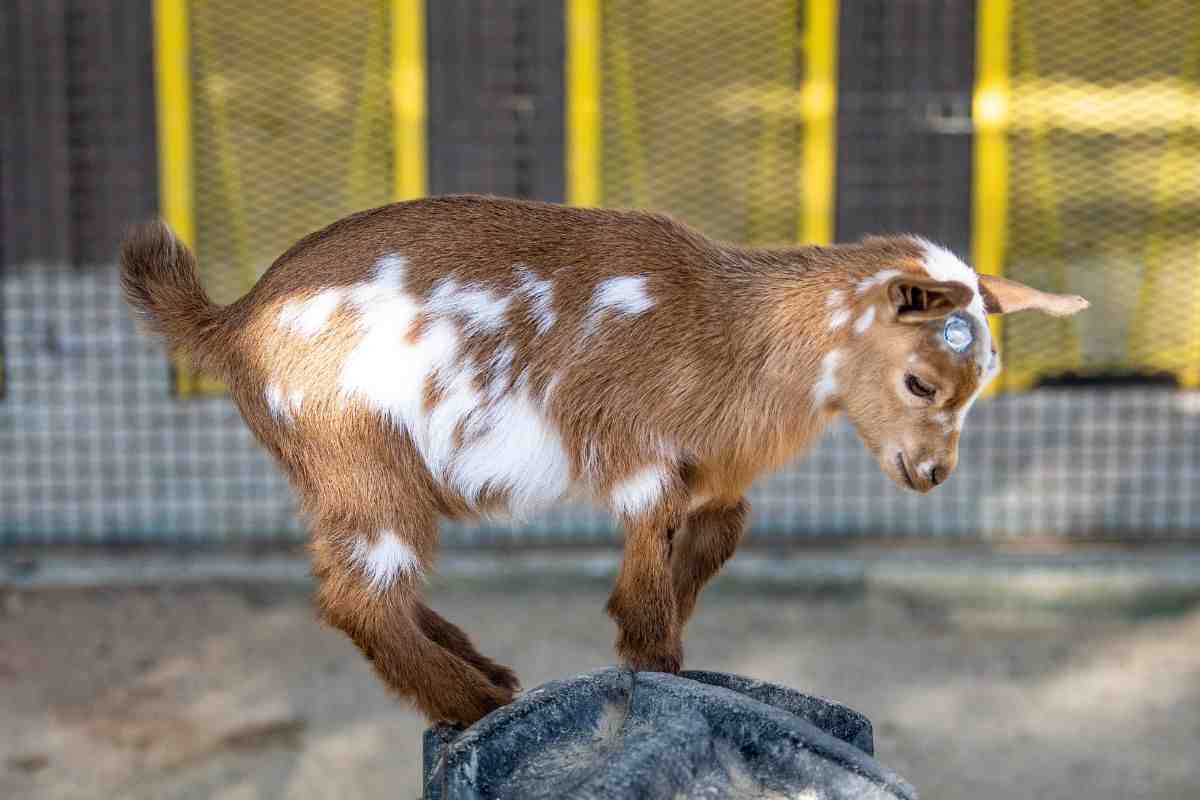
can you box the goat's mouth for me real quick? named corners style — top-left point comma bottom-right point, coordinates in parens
top-left (895, 453), bottom-right (917, 491)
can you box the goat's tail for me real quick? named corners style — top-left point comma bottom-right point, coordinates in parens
top-left (120, 221), bottom-right (233, 378)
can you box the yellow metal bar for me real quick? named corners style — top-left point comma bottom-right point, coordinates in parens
top-left (566, 0), bottom-right (601, 206)
top-left (392, 0), bottom-right (427, 200)
top-left (154, 0), bottom-right (195, 246)
top-left (154, 0), bottom-right (208, 395)
top-left (799, 0), bottom-right (837, 245)
top-left (972, 0), bottom-right (1011, 394)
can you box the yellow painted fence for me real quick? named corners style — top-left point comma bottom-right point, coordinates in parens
top-left (974, 0), bottom-right (1200, 389)
top-left (154, 0), bottom-right (1199, 394)
top-left (153, 0), bottom-right (427, 394)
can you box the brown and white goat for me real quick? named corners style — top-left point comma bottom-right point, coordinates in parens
top-left (121, 195), bottom-right (1088, 725)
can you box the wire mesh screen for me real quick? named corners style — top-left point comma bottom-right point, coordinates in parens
top-left (168, 0), bottom-right (414, 394)
top-left (591, 0), bottom-right (808, 244)
top-left (999, 0), bottom-right (1200, 390)
top-left (2, 0), bottom-right (1200, 545)
top-left (188, 1), bottom-right (397, 306)
top-left (834, 0), bottom-right (975, 255)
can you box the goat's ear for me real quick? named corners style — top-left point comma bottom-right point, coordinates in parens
top-left (885, 276), bottom-right (974, 323)
top-left (978, 274), bottom-right (1090, 317)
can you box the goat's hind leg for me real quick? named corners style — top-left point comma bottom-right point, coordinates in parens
top-left (311, 521), bottom-right (515, 725)
top-left (414, 602), bottom-right (521, 693)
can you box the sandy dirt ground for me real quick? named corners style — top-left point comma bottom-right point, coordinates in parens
top-left (2, 575), bottom-right (1198, 800)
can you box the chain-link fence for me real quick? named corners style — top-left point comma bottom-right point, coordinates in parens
top-left (999, 0), bottom-right (1200, 389)
top-left (584, 0), bottom-right (816, 244)
top-left (2, 0), bottom-right (1198, 545)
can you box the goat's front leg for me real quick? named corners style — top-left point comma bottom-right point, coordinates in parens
top-left (672, 498), bottom-right (749, 627)
top-left (605, 480), bottom-right (686, 673)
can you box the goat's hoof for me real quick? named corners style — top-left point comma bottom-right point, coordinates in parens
top-left (434, 682), bottom-right (515, 727)
top-left (482, 662), bottom-right (522, 694)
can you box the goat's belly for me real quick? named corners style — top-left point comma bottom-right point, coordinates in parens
top-left (413, 386), bottom-right (573, 516)
top-left (338, 330), bottom-right (573, 516)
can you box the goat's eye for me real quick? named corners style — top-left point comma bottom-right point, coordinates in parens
top-left (905, 374), bottom-right (936, 400)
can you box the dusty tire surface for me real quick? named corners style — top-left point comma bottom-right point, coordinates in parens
top-left (422, 668), bottom-right (916, 799)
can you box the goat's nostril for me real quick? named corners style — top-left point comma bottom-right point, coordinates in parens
top-left (930, 466), bottom-right (944, 486)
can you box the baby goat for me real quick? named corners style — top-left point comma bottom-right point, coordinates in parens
top-left (121, 195), bottom-right (1088, 725)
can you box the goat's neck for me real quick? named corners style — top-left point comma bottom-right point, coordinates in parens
top-left (722, 244), bottom-right (854, 383)
top-left (693, 244), bottom-right (855, 465)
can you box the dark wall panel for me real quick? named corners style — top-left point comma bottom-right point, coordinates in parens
top-left (4, 1), bottom-right (567, 267)
top-left (0, 0), bottom-right (158, 269)
top-left (1, 0), bottom-right (74, 265)
top-left (64, 0), bottom-right (159, 265)
top-left (520, 0), bottom-right (565, 201)
top-left (426, 0), bottom-right (564, 200)
top-left (835, 0), bottom-right (976, 254)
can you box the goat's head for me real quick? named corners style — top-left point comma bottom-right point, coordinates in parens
top-left (828, 240), bottom-right (1089, 493)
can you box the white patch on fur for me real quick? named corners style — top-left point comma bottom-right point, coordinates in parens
top-left (339, 255), bottom-right (426, 425)
top-left (449, 385), bottom-right (572, 515)
top-left (951, 355), bottom-right (1002, 431)
top-left (278, 288), bottom-right (345, 338)
top-left (516, 268), bottom-right (556, 335)
top-left (950, 352), bottom-right (1003, 431)
top-left (349, 254), bottom-right (409, 308)
top-left (427, 277), bottom-right (512, 334)
top-left (813, 350), bottom-right (842, 406)
top-left (918, 239), bottom-right (979, 291)
top-left (610, 465), bottom-right (671, 517)
top-left (543, 373), bottom-right (562, 405)
top-left (914, 239), bottom-right (1001, 430)
top-left (826, 289), bottom-right (846, 308)
top-left (916, 239), bottom-right (990, 350)
top-left (917, 460), bottom-right (936, 480)
top-left (265, 383), bottom-right (290, 422)
top-left (353, 529), bottom-right (422, 591)
top-left (338, 254), bottom-right (574, 517)
top-left (829, 308), bottom-right (851, 330)
top-left (288, 389), bottom-right (305, 415)
top-left (856, 270), bottom-right (900, 294)
top-left (423, 344), bottom-right (481, 473)
top-left (486, 343), bottom-right (516, 401)
top-left (853, 305), bottom-right (876, 334)
top-left (585, 276), bottom-right (653, 334)
top-left (341, 262), bottom-right (488, 484)
top-left (582, 440), bottom-right (604, 483)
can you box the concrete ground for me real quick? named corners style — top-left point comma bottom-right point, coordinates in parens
top-left (2, 559), bottom-right (1199, 800)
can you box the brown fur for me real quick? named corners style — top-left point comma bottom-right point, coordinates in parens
top-left (119, 194), bottom-right (1087, 725)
